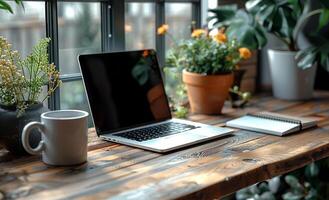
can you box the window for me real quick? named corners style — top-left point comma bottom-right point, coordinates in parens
top-left (0, 0), bottom-right (202, 127)
top-left (0, 1), bottom-right (47, 104)
top-left (0, 2), bottom-right (46, 57)
top-left (165, 3), bottom-right (193, 52)
top-left (58, 2), bottom-right (101, 75)
top-left (125, 2), bottom-right (156, 50)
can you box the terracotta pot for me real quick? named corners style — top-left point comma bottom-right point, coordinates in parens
top-left (182, 70), bottom-right (234, 114)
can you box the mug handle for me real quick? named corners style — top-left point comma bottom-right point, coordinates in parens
top-left (22, 122), bottom-right (46, 155)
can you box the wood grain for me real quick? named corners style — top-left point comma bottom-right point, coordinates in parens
top-left (1, 92), bottom-right (329, 200)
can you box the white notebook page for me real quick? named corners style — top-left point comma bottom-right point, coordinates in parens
top-left (226, 115), bottom-right (299, 135)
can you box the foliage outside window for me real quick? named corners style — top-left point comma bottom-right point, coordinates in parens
top-left (0, 0), bottom-right (23, 13)
top-left (208, 0), bottom-right (329, 70)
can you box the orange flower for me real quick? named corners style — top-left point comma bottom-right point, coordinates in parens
top-left (142, 50), bottom-right (149, 58)
top-left (239, 47), bottom-right (252, 59)
top-left (157, 24), bottom-right (169, 35)
top-left (191, 29), bottom-right (206, 38)
top-left (213, 32), bottom-right (227, 43)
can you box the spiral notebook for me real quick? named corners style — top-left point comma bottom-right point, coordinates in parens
top-left (226, 112), bottom-right (318, 136)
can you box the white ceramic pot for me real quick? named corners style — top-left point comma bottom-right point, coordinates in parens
top-left (268, 49), bottom-right (317, 100)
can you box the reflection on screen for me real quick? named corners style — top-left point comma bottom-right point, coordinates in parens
top-left (79, 50), bottom-right (171, 134)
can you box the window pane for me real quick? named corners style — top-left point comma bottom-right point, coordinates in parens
top-left (165, 3), bottom-right (192, 52)
top-left (58, 2), bottom-right (101, 75)
top-left (164, 3), bottom-right (192, 104)
top-left (0, 2), bottom-right (46, 57)
top-left (60, 81), bottom-right (93, 127)
top-left (208, 0), bottom-right (218, 29)
top-left (125, 3), bottom-right (155, 50)
top-left (208, 0), bottom-right (218, 9)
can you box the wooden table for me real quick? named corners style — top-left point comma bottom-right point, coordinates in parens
top-left (1, 92), bottom-right (329, 200)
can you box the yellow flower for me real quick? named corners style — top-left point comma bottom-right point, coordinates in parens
top-left (213, 32), bottom-right (227, 43)
top-left (157, 24), bottom-right (169, 35)
top-left (239, 47), bottom-right (252, 59)
top-left (191, 29), bottom-right (206, 38)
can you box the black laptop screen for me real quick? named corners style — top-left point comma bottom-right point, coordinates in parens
top-left (79, 50), bottom-right (172, 135)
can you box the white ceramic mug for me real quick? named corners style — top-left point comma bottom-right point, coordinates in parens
top-left (22, 110), bottom-right (89, 166)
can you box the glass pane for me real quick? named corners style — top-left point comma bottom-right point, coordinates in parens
top-left (60, 81), bottom-right (93, 127)
top-left (125, 3), bottom-right (155, 50)
top-left (164, 3), bottom-right (192, 106)
top-left (208, 0), bottom-right (218, 9)
top-left (0, 2), bottom-right (46, 58)
top-left (58, 2), bottom-right (101, 75)
top-left (208, 0), bottom-right (218, 29)
top-left (165, 3), bottom-right (192, 52)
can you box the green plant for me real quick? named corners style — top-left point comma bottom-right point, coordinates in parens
top-left (0, 37), bottom-right (61, 116)
top-left (159, 24), bottom-right (252, 118)
top-left (208, 5), bottom-right (267, 50)
top-left (229, 85), bottom-right (252, 108)
top-left (236, 159), bottom-right (329, 200)
top-left (209, 0), bottom-right (329, 70)
top-left (0, 0), bottom-right (23, 13)
top-left (164, 28), bottom-right (251, 75)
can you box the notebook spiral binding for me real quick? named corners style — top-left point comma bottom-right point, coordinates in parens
top-left (248, 112), bottom-right (302, 127)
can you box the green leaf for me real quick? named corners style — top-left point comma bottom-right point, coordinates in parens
top-left (16, 0), bottom-right (24, 10)
top-left (245, 0), bottom-right (263, 15)
top-left (305, 188), bottom-right (318, 200)
top-left (208, 5), bottom-right (238, 23)
top-left (305, 162), bottom-right (320, 178)
top-left (287, 0), bottom-right (302, 17)
top-left (268, 177), bottom-right (281, 193)
top-left (254, 24), bottom-right (268, 47)
top-left (278, 7), bottom-right (290, 39)
top-left (297, 51), bottom-right (317, 69)
top-left (0, 0), bottom-right (13, 13)
top-left (260, 191), bottom-right (276, 200)
top-left (282, 192), bottom-right (304, 200)
top-left (320, 52), bottom-right (329, 72)
top-left (285, 175), bottom-right (304, 192)
top-left (318, 9), bottom-right (329, 31)
top-left (226, 23), bottom-right (257, 49)
top-left (236, 188), bottom-right (253, 200)
top-left (258, 5), bottom-right (275, 24)
top-left (226, 10), bottom-right (267, 49)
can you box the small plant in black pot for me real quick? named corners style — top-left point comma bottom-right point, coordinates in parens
top-left (0, 37), bottom-right (61, 155)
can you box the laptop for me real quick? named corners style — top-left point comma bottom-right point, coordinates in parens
top-left (78, 50), bottom-right (233, 152)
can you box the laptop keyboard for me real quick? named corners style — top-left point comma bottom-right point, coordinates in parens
top-left (115, 122), bottom-right (198, 142)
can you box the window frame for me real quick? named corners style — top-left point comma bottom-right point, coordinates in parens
top-left (3, 0), bottom-right (201, 111)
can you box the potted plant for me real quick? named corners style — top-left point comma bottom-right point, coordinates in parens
top-left (159, 25), bottom-right (252, 114)
top-left (209, 0), bottom-right (329, 100)
top-left (0, 37), bottom-right (61, 154)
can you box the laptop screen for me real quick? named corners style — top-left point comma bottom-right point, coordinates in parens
top-left (79, 50), bottom-right (172, 135)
